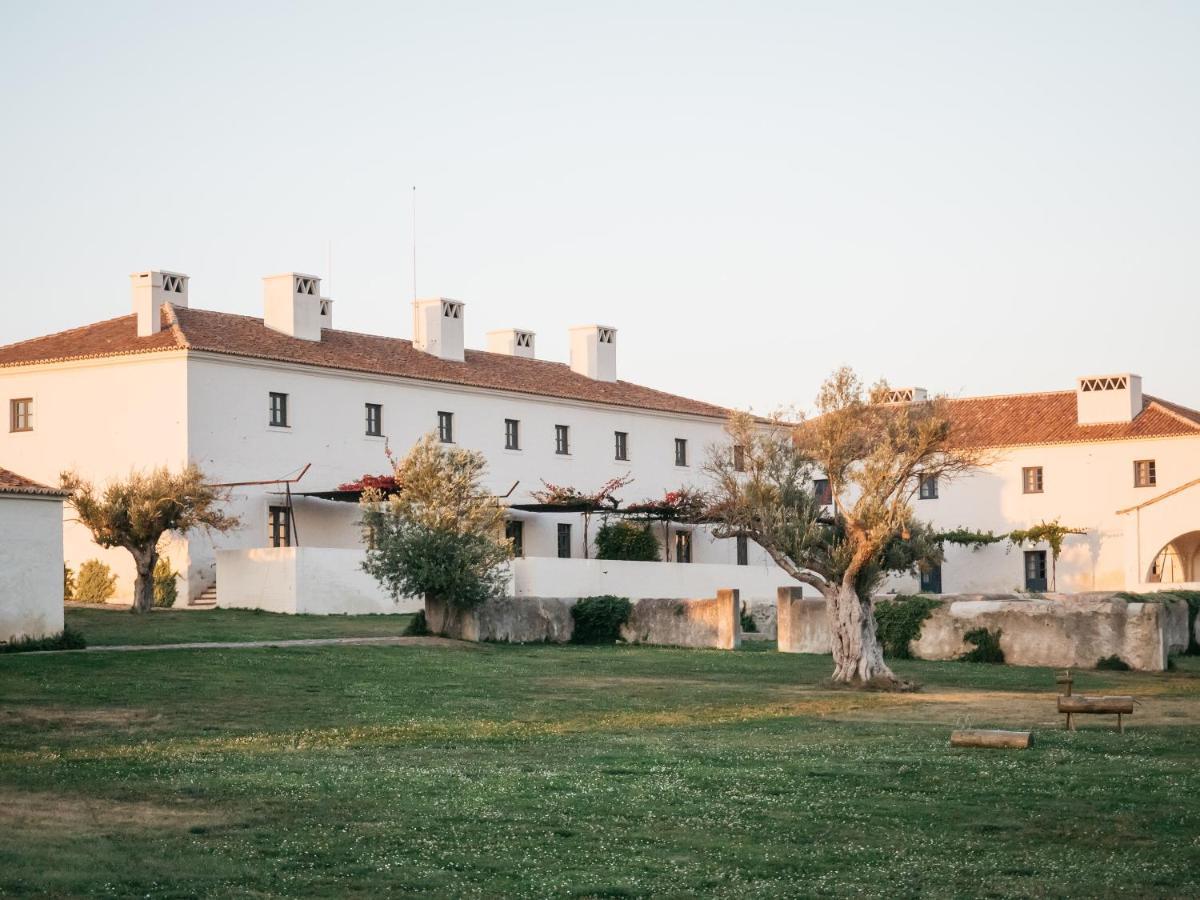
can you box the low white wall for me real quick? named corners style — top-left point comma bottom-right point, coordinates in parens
top-left (216, 547), bottom-right (420, 615)
top-left (0, 494), bottom-right (65, 642)
top-left (509, 557), bottom-right (802, 602)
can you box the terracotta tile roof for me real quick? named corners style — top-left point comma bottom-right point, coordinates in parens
top-left (944, 391), bottom-right (1200, 449)
top-left (0, 467), bottom-right (67, 497)
top-left (0, 306), bottom-right (732, 420)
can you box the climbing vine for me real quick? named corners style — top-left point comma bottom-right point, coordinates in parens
top-left (873, 595), bottom-right (942, 659)
top-left (936, 528), bottom-right (1005, 551)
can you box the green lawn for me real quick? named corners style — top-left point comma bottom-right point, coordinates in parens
top-left (2, 629), bottom-right (1198, 897)
top-left (65, 606), bottom-right (415, 646)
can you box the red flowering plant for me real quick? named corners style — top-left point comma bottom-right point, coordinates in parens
top-left (529, 474), bottom-right (633, 511)
top-left (622, 486), bottom-right (710, 523)
top-left (337, 474), bottom-right (401, 493)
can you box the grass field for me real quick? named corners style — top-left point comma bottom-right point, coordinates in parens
top-left (64, 606), bottom-right (415, 646)
top-left (3, 609), bottom-right (1199, 897)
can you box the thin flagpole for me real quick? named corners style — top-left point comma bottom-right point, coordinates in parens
top-left (411, 185), bottom-right (417, 302)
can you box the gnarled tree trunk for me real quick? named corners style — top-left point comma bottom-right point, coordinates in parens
top-left (826, 585), bottom-right (895, 684)
top-left (130, 547), bottom-right (158, 614)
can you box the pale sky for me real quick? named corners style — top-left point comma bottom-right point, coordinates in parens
top-left (2, 1), bottom-right (1197, 414)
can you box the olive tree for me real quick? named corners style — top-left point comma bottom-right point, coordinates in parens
top-left (706, 368), bottom-right (984, 686)
top-left (361, 434), bottom-right (511, 626)
top-left (61, 465), bottom-right (239, 614)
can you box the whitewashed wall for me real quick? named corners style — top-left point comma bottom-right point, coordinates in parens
top-left (0, 494), bottom-right (66, 641)
top-left (0, 355), bottom-right (190, 603)
top-left (187, 352), bottom-right (783, 595)
top-left (215, 547), bottom-right (804, 616)
top-left (216, 547), bottom-right (419, 614)
top-left (883, 435), bottom-right (1200, 595)
top-left (510, 556), bottom-right (805, 603)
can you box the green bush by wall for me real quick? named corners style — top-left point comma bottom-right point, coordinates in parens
top-left (571, 596), bottom-right (633, 644)
top-left (594, 522), bottom-right (660, 562)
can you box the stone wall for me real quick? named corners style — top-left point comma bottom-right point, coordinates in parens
top-left (776, 589), bottom-right (1178, 671)
top-left (426, 589), bottom-right (741, 650)
top-left (426, 595), bottom-right (574, 643)
top-left (619, 590), bottom-right (741, 650)
top-left (776, 588), bottom-right (830, 654)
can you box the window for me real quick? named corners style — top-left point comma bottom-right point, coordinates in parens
top-left (269, 392), bottom-right (288, 427)
top-left (1024, 551), bottom-right (1047, 591)
top-left (920, 565), bottom-right (942, 594)
top-left (438, 411), bottom-right (454, 443)
top-left (505, 520), bottom-right (524, 557)
top-left (505, 418), bottom-right (520, 450)
top-left (268, 505), bottom-right (292, 547)
top-left (733, 445), bottom-right (746, 472)
top-left (9, 398), bottom-right (32, 432)
top-left (614, 431), bottom-right (628, 461)
top-left (555, 424), bottom-right (570, 455)
top-left (557, 523), bottom-right (572, 558)
top-left (674, 438), bottom-right (688, 467)
top-left (1134, 459), bottom-right (1156, 488)
top-left (813, 478), bottom-right (832, 506)
top-left (919, 474), bottom-right (938, 500)
top-left (736, 534), bottom-right (749, 566)
top-left (365, 403), bottom-right (382, 437)
top-left (1022, 466), bottom-right (1044, 494)
top-left (674, 530), bottom-right (692, 564)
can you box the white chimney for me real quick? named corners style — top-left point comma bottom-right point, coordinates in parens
top-left (882, 387), bottom-right (928, 404)
top-left (131, 270), bottom-right (188, 337)
top-left (263, 273), bottom-right (323, 341)
top-left (569, 325), bottom-right (617, 382)
top-left (413, 298), bottom-right (465, 362)
top-left (319, 296), bottom-right (333, 331)
top-left (1076, 373), bottom-right (1142, 425)
top-left (487, 329), bottom-right (535, 359)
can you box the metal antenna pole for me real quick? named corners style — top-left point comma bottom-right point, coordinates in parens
top-left (411, 185), bottom-right (417, 301)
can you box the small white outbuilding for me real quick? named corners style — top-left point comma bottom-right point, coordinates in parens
top-left (0, 466), bottom-right (67, 644)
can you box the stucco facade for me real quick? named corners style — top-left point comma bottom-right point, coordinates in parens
top-left (0, 470), bottom-right (66, 643)
top-left (0, 270), bottom-right (776, 604)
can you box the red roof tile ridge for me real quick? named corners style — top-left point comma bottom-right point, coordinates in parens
top-left (0, 466), bottom-right (68, 496)
top-left (0, 312), bottom-right (139, 354)
top-left (942, 388), bottom-right (1075, 403)
top-left (1145, 395), bottom-right (1200, 429)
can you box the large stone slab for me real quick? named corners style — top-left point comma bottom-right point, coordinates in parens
top-left (426, 595), bottom-right (574, 643)
top-left (776, 590), bottom-right (1176, 671)
top-left (620, 590), bottom-right (741, 650)
top-left (426, 589), bottom-right (741, 649)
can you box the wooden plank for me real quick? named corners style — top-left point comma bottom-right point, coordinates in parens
top-left (949, 730), bottom-right (1033, 750)
top-left (1057, 696), bottom-right (1134, 715)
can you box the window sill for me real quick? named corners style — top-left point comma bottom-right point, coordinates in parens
top-left (267, 425), bottom-right (292, 432)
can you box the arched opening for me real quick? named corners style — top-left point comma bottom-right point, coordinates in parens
top-left (1147, 531), bottom-right (1200, 584)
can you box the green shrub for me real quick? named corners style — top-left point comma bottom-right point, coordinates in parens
top-left (75, 559), bottom-right (116, 604)
top-left (362, 519), bottom-right (511, 612)
top-left (960, 627), bottom-right (1005, 663)
top-left (594, 521), bottom-right (660, 562)
top-left (571, 595), bottom-right (632, 644)
top-left (63, 565), bottom-right (76, 601)
top-left (740, 607), bottom-right (758, 633)
top-left (873, 595), bottom-right (942, 658)
top-left (153, 558), bottom-right (179, 608)
top-left (404, 610), bottom-right (430, 636)
top-left (0, 627), bottom-right (87, 653)
top-left (1096, 654), bottom-right (1131, 671)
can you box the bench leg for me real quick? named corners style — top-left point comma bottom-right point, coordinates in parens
top-left (1118, 713), bottom-right (1123, 734)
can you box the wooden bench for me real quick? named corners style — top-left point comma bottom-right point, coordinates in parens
top-left (1056, 670), bottom-right (1134, 733)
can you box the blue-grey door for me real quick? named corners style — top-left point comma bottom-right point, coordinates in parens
top-left (1024, 551), bottom-right (1048, 591)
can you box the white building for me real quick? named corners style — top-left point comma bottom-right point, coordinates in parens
top-left (880, 376), bottom-right (1200, 596)
top-left (0, 270), bottom-right (787, 609)
top-left (0, 467), bottom-right (66, 642)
